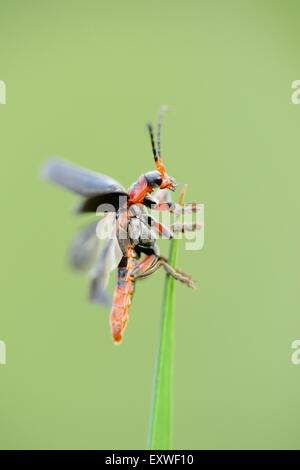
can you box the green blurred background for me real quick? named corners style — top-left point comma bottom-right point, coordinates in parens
top-left (0, 0), bottom-right (300, 450)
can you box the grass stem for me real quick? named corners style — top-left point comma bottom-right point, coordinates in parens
top-left (147, 185), bottom-right (187, 450)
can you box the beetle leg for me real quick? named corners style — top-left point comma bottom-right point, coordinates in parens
top-left (170, 222), bottom-right (202, 233)
top-left (148, 215), bottom-right (174, 239)
top-left (131, 254), bottom-right (196, 290)
top-left (150, 201), bottom-right (201, 214)
top-left (158, 256), bottom-right (196, 289)
top-left (130, 255), bottom-right (159, 279)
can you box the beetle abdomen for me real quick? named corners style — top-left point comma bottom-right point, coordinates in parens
top-left (110, 267), bottom-right (135, 343)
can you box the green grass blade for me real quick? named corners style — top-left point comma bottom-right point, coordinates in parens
top-left (147, 186), bottom-right (186, 450)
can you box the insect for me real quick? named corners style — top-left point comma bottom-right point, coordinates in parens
top-left (42, 108), bottom-right (201, 343)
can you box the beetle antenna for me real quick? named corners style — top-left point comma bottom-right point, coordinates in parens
top-left (157, 105), bottom-right (168, 159)
top-left (147, 123), bottom-right (158, 162)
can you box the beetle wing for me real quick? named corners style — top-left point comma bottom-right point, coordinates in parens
top-left (41, 157), bottom-right (128, 198)
top-left (76, 193), bottom-right (128, 213)
top-left (68, 220), bottom-right (101, 271)
top-left (89, 214), bottom-right (123, 305)
top-left (154, 188), bottom-right (172, 203)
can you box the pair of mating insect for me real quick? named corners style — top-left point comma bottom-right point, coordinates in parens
top-left (42, 109), bottom-right (201, 343)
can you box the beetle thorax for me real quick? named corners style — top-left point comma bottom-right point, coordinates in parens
top-left (124, 204), bottom-right (154, 253)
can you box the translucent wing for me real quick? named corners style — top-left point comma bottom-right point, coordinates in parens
top-left (88, 213), bottom-right (123, 306)
top-left (154, 188), bottom-right (172, 203)
top-left (41, 157), bottom-right (128, 198)
top-left (68, 220), bottom-right (101, 271)
top-left (143, 188), bottom-right (171, 208)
